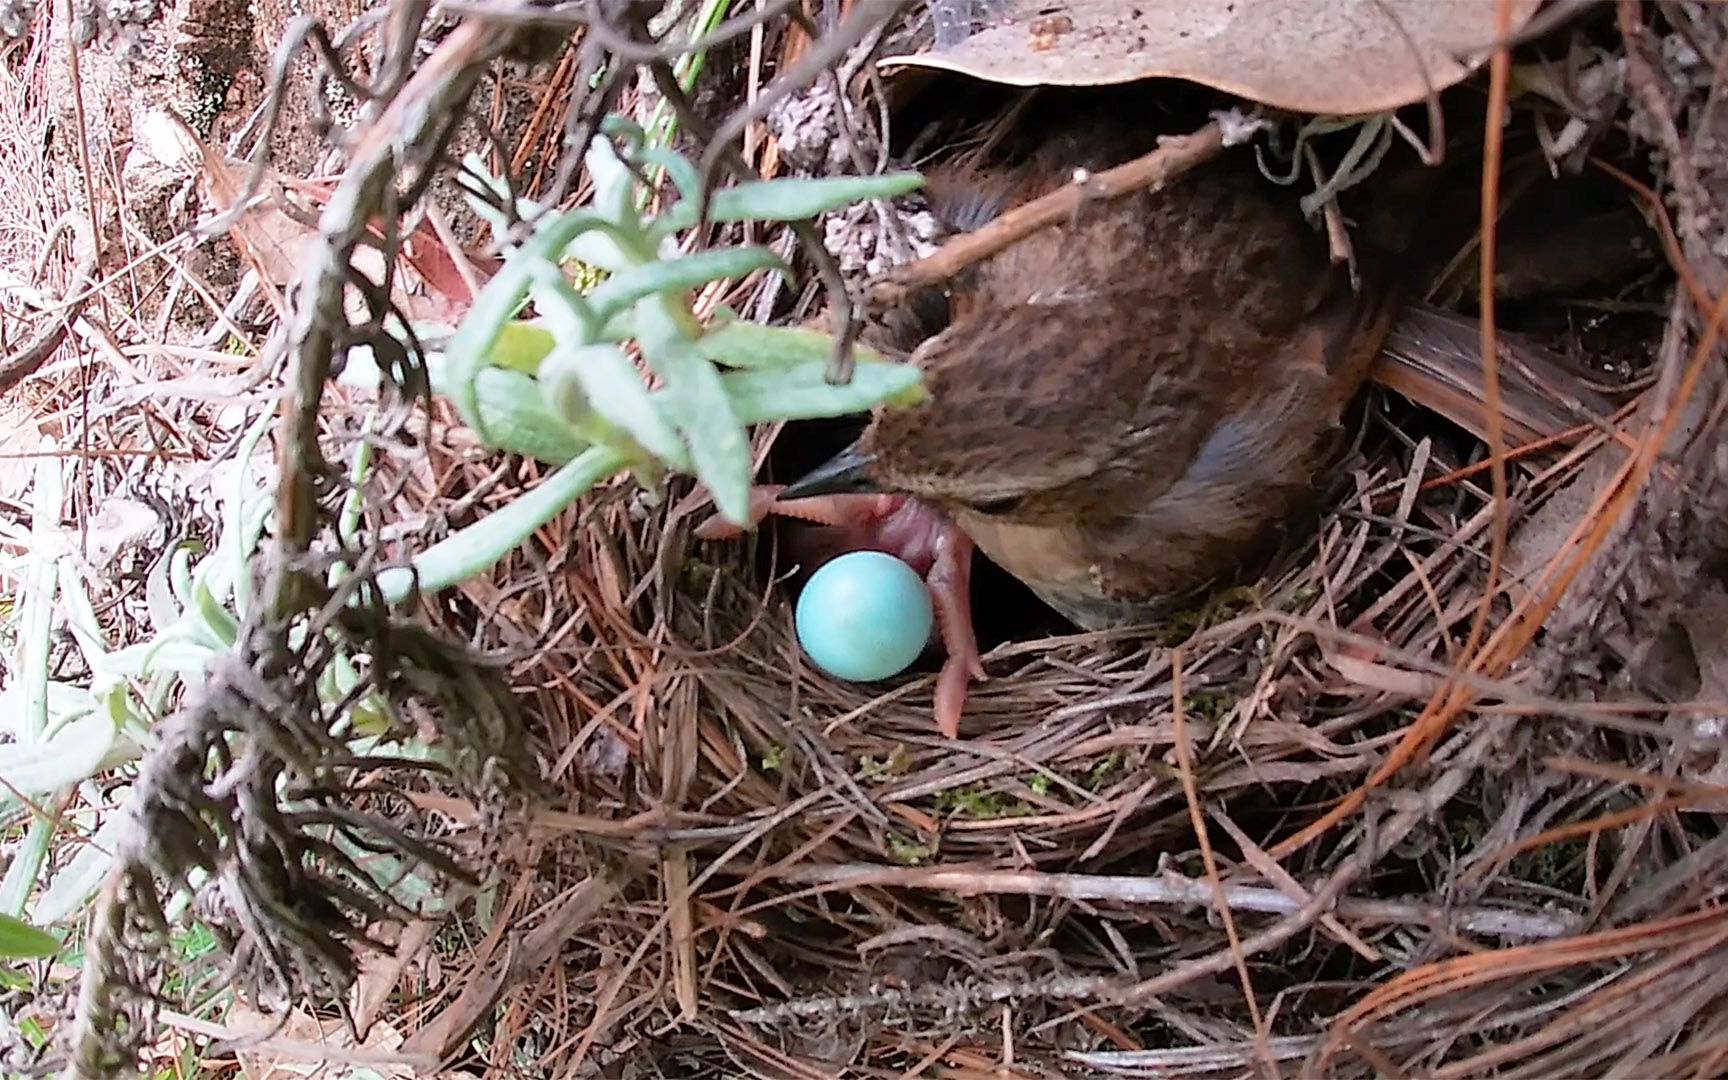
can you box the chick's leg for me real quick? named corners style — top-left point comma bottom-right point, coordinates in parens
top-left (928, 520), bottom-right (985, 739)
top-left (695, 485), bottom-right (986, 738)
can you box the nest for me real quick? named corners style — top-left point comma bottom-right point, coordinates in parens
top-left (528, 374), bottom-right (1656, 1074)
top-left (25, 1), bottom-right (1728, 1077)
top-left (492, 11), bottom-right (1728, 1077)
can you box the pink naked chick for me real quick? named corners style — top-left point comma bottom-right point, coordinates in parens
top-left (695, 485), bottom-right (986, 738)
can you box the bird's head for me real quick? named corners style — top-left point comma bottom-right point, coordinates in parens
top-left (781, 303), bottom-right (1183, 525)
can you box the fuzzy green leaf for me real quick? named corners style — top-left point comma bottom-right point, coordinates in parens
top-left (526, 266), bottom-right (687, 467)
top-left (719, 357), bottom-right (924, 423)
top-left (476, 376), bottom-right (587, 462)
top-left (190, 580), bottom-right (239, 649)
top-left (0, 711), bottom-right (118, 798)
top-left (655, 171), bottom-right (924, 236)
top-left (586, 247), bottom-right (787, 326)
top-left (0, 913), bottom-right (58, 959)
top-left (446, 209), bottom-right (642, 443)
top-left (33, 813), bottom-right (126, 926)
top-left (638, 145), bottom-right (705, 207)
top-left (537, 343), bottom-right (689, 469)
top-left (713, 171), bottom-right (926, 221)
top-left (585, 129), bottom-right (638, 226)
top-left (635, 298), bottom-right (751, 523)
top-left (378, 445), bottom-right (628, 602)
top-left (486, 321), bottom-right (559, 375)
top-left (697, 317), bottom-right (888, 370)
top-left (428, 356), bottom-right (588, 465)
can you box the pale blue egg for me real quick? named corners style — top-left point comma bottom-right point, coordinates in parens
top-left (795, 551), bottom-right (934, 682)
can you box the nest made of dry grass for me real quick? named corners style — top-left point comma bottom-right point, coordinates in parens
top-left (496, 388), bottom-right (1656, 1074)
top-left (16, 0), bottom-right (1728, 1076)
top-left (344, 7), bottom-right (1728, 1078)
top-left (430, 10), bottom-right (1728, 1079)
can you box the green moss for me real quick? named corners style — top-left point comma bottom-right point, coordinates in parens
top-left (1087, 750), bottom-right (1125, 790)
top-left (1281, 581), bottom-right (1322, 607)
top-left (1523, 834), bottom-right (1590, 890)
top-left (885, 830), bottom-right (929, 865)
top-left (934, 783), bottom-right (1033, 818)
top-left (1184, 688), bottom-right (1235, 723)
top-left (678, 560), bottom-right (716, 594)
top-left (1148, 584), bottom-right (1263, 646)
top-left (855, 745), bottom-right (909, 780)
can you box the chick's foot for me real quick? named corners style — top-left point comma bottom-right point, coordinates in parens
top-left (695, 486), bottom-right (985, 737)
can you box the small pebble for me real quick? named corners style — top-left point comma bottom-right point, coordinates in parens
top-left (794, 551), bottom-right (933, 682)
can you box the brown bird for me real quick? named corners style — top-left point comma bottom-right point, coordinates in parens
top-left (710, 110), bottom-right (1627, 738)
top-left (698, 120), bottom-right (1390, 736)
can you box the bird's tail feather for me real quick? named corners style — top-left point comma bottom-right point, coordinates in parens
top-left (1371, 302), bottom-right (1621, 454)
top-left (1343, 133), bottom-right (1627, 456)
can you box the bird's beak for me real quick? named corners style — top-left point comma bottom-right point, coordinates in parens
top-left (779, 442), bottom-right (882, 499)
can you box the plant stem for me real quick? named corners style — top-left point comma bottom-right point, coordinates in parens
top-left (375, 446), bottom-right (629, 603)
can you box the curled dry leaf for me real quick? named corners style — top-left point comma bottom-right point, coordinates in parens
top-left (883, 0), bottom-right (1543, 115)
top-left (81, 497), bottom-right (160, 571)
top-left (149, 109), bottom-right (490, 326)
top-left (217, 1000), bottom-right (446, 1080)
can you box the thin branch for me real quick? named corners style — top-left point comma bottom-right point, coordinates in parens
top-left (866, 120), bottom-right (1227, 309)
top-left (772, 861), bottom-right (1576, 942)
top-left (0, 212), bottom-right (94, 396)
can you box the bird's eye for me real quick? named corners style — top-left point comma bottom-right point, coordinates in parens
top-left (967, 494), bottom-right (1025, 516)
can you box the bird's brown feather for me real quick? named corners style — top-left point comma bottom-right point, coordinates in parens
top-left (857, 140), bottom-right (1395, 630)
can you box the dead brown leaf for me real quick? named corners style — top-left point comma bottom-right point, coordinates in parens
top-left (150, 108), bottom-right (488, 326)
top-left (883, 0), bottom-right (1543, 115)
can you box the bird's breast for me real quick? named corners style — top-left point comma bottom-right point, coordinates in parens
top-left (951, 392), bottom-right (1336, 633)
top-left (953, 512), bottom-right (1096, 596)
top-left (952, 511), bottom-right (1149, 630)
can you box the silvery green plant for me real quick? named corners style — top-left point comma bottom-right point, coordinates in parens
top-left (0, 118), bottom-right (924, 942)
top-left (0, 415), bottom-right (417, 939)
top-left (0, 415), bottom-right (276, 940)
top-left (369, 116), bottom-right (925, 600)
